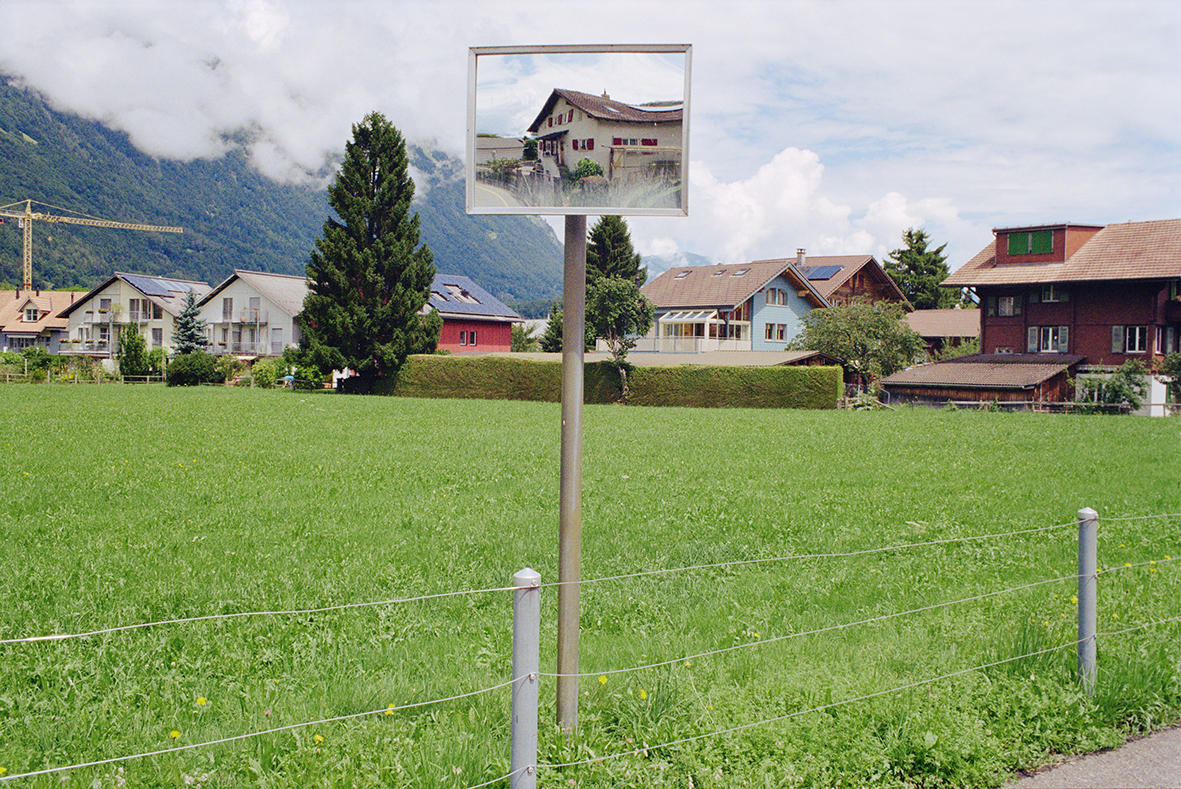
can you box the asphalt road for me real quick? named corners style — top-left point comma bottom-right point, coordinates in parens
top-left (1006, 725), bottom-right (1181, 788)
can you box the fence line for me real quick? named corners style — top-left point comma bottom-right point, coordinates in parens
top-left (1103, 513), bottom-right (1181, 523)
top-left (538, 518), bottom-right (1080, 591)
top-left (532, 614), bottom-right (1181, 778)
top-left (541, 554), bottom-right (1179, 680)
top-left (0, 677), bottom-right (521, 783)
top-left (0, 518), bottom-right (1085, 647)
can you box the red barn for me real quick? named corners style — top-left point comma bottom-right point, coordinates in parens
top-left (427, 274), bottom-right (522, 354)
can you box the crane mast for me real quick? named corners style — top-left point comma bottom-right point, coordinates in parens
top-left (0, 199), bottom-right (183, 289)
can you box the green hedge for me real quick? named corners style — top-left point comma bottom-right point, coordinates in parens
top-left (392, 355), bottom-right (840, 409)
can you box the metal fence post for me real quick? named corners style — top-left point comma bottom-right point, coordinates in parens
top-left (1077, 507), bottom-right (1098, 693)
top-left (511, 568), bottom-right (540, 789)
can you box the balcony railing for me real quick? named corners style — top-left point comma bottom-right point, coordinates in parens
top-left (216, 310), bottom-right (269, 325)
top-left (621, 337), bottom-right (752, 354)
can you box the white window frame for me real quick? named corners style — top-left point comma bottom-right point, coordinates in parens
top-left (998, 295), bottom-right (1018, 316)
top-left (1125, 325), bottom-right (1147, 353)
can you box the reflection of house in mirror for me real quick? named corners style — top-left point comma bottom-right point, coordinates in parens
top-left (474, 135), bottom-right (525, 165)
top-left (526, 89), bottom-right (682, 182)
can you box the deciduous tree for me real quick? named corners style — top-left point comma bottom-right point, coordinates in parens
top-left (116, 328), bottom-right (148, 376)
top-left (301, 111), bottom-right (441, 393)
top-left (790, 300), bottom-right (927, 390)
top-left (586, 277), bottom-right (654, 400)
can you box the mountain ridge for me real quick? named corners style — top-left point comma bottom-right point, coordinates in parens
top-left (0, 78), bottom-right (563, 306)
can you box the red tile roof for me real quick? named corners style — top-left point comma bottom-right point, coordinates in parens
top-left (641, 260), bottom-right (826, 309)
top-left (944, 218), bottom-right (1181, 287)
top-left (527, 89), bottom-right (682, 133)
top-left (751, 254), bottom-right (911, 306)
top-left (0, 290), bottom-right (87, 334)
top-left (904, 308), bottom-right (980, 339)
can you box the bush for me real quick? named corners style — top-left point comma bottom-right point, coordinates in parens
top-left (292, 365), bottom-right (326, 390)
top-left (251, 358), bottom-right (279, 389)
top-left (215, 355), bottom-right (246, 383)
top-left (391, 355), bottom-right (842, 409)
top-left (166, 351), bottom-right (220, 387)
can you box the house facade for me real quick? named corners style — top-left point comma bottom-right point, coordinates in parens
top-left (0, 290), bottom-right (87, 353)
top-left (427, 274), bottom-right (522, 353)
top-left (904, 308), bottom-right (981, 356)
top-left (197, 270), bottom-right (305, 357)
top-left (526, 89), bottom-right (682, 182)
top-left (57, 273), bottom-right (211, 357)
top-left (943, 220), bottom-right (1181, 365)
top-left (639, 259), bottom-right (829, 353)
top-left (752, 252), bottom-right (912, 308)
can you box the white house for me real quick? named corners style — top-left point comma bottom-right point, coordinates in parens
top-left (57, 272), bottom-right (211, 357)
top-left (197, 269), bottom-right (306, 357)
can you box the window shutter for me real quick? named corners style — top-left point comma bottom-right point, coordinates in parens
top-left (572, 139), bottom-right (578, 150)
top-left (1029, 289), bottom-right (1040, 304)
top-left (1031, 230), bottom-right (1053, 254)
top-left (1013, 297), bottom-right (1021, 316)
top-left (986, 296), bottom-right (996, 317)
top-left (586, 138), bottom-right (593, 150)
top-left (1059, 289), bottom-right (1069, 303)
top-left (613, 137), bottom-right (622, 145)
top-left (1027, 326), bottom-right (1038, 353)
top-left (1008, 233), bottom-right (1028, 255)
top-left (1058, 326), bottom-right (1069, 353)
top-left (1111, 325), bottom-right (1124, 353)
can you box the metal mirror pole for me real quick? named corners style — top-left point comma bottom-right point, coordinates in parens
top-left (557, 214), bottom-right (586, 731)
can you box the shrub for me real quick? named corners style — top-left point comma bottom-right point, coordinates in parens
top-left (166, 351), bottom-right (220, 387)
top-left (292, 365), bottom-right (326, 390)
top-left (215, 355), bottom-right (246, 383)
top-left (251, 358), bottom-right (279, 389)
top-left (116, 328), bottom-right (149, 377)
top-left (391, 355), bottom-right (842, 409)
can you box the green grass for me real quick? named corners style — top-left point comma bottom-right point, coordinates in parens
top-left (0, 385), bottom-right (1178, 787)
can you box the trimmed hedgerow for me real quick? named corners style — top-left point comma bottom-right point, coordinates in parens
top-left (391, 355), bottom-right (841, 409)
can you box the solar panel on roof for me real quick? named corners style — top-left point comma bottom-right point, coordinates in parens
top-left (121, 274), bottom-right (174, 297)
top-left (804, 265), bottom-right (842, 280)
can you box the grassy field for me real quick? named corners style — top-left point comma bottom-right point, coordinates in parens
top-left (0, 385), bottom-right (1178, 788)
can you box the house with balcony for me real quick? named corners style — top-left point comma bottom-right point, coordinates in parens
top-left (198, 269), bottom-right (306, 357)
top-left (882, 218), bottom-right (1181, 405)
top-left (638, 257), bottom-right (830, 353)
top-left (525, 88), bottom-right (682, 183)
top-left (0, 289), bottom-right (87, 353)
top-left (57, 272), bottom-right (211, 357)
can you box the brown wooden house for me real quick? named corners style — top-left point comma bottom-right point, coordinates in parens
top-left (751, 250), bottom-right (912, 308)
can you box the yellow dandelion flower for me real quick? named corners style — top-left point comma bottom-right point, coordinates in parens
top-left (1124, 562), bottom-right (1132, 568)
top-left (0, 767), bottom-right (6, 776)
top-left (598, 675), bottom-right (607, 686)
top-left (1112, 613), bottom-right (1120, 619)
top-left (196, 697), bottom-right (207, 707)
top-left (1166, 555), bottom-right (1172, 560)
top-left (1150, 567), bottom-right (1157, 573)
top-left (639, 689), bottom-right (648, 700)
top-left (169, 730), bottom-right (180, 740)
top-left (1071, 595), bottom-right (1078, 604)
top-left (313, 734), bottom-right (324, 744)
top-left (1150, 560), bottom-right (1156, 565)
top-left (386, 704), bottom-right (396, 716)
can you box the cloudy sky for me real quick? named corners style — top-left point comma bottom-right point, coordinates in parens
top-left (1, 0), bottom-right (1178, 273)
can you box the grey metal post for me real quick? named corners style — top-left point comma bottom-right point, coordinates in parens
top-left (557, 214), bottom-right (586, 731)
top-left (510, 568), bottom-right (540, 789)
top-left (1077, 507), bottom-right (1098, 693)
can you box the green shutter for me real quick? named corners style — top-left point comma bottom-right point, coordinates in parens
top-left (1030, 230), bottom-right (1053, 254)
top-left (1027, 326), bottom-right (1038, 352)
top-left (1059, 288), bottom-right (1069, 303)
top-left (1058, 326), bottom-right (1069, 353)
top-left (986, 296), bottom-right (996, 317)
top-left (1111, 325), bottom-right (1124, 353)
top-left (1008, 232), bottom-right (1029, 255)
top-left (1029, 289), bottom-right (1040, 304)
top-left (1013, 297), bottom-right (1021, 316)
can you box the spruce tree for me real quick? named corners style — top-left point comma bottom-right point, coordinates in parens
top-left (301, 111), bottom-right (440, 392)
top-left (884, 228), bottom-right (954, 309)
top-left (172, 290), bottom-right (207, 354)
top-left (587, 216), bottom-right (646, 285)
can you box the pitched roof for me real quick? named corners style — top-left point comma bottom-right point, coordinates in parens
top-left (882, 353), bottom-right (1083, 390)
top-left (642, 259), bottom-right (828, 310)
top-left (59, 273), bottom-right (210, 318)
top-left (0, 290), bottom-right (87, 334)
top-left (200, 269), bottom-right (309, 317)
top-left (904, 308), bottom-right (980, 339)
top-left (428, 274), bottom-right (521, 320)
top-left (944, 218), bottom-right (1181, 287)
top-left (527, 88), bottom-right (683, 133)
top-left (752, 254), bottom-right (911, 307)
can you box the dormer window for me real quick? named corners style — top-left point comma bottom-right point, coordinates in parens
top-left (24, 308), bottom-right (39, 322)
top-left (1008, 230), bottom-right (1052, 255)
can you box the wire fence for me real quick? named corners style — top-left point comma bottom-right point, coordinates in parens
top-left (0, 509), bottom-right (1177, 786)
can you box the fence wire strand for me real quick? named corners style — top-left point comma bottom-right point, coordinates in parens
top-left (0, 678), bottom-right (519, 783)
top-left (540, 519), bottom-right (1079, 591)
top-left (0, 584), bottom-right (520, 645)
top-left (543, 554), bottom-right (1178, 680)
top-left (1103, 513), bottom-right (1181, 522)
top-left (462, 766), bottom-right (529, 789)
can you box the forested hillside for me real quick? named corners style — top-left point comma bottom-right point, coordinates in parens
top-left (0, 79), bottom-right (562, 305)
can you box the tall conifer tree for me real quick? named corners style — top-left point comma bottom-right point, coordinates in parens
top-left (172, 291), bottom-right (207, 354)
top-left (586, 216), bottom-right (646, 285)
top-left (301, 111), bottom-right (440, 392)
top-left (884, 227), bottom-right (954, 309)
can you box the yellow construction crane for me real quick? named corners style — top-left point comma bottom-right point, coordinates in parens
top-left (0, 199), bottom-right (183, 289)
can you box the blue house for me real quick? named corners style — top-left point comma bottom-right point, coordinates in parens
top-left (638, 257), bottom-right (830, 353)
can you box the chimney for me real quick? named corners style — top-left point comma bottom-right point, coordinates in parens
top-left (601, 90), bottom-right (610, 99)
top-left (796, 248), bottom-right (806, 267)
top-left (36, 288), bottom-right (40, 297)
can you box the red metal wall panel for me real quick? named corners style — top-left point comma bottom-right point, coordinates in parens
top-left (437, 318), bottom-right (513, 353)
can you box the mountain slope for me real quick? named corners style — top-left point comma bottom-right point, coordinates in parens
top-left (0, 79), bottom-right (562, 304)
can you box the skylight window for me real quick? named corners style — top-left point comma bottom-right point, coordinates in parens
top-left (730, 268), bottom-right (749, 277)
top-left (674, 271), bottom-right (690, 279)
top-left (711, 269), bottom-right (726, 276)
